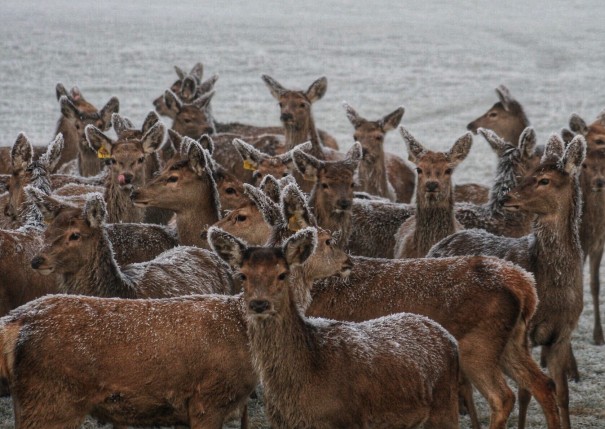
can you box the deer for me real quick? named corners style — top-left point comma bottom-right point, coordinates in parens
top-left (209, 225), bottom-right (460, 429)
top-left (132, 137), bottom-right (223, 248)
top-left (219, 180), bottom-right (561, 429)
top-left (453, 127), bottom-right (536, 238)
top-left (394, 127), bottom-right (472, 258)
top-left (343, 102), bottom-right (416, 202)
top-left (85, 115), bottom-right (165, 224)
top-left (428, 134), bottom-right (586, 429)
top-left (152, 62), bottom-right (207, 117)
top-left (30, 190), bottom-right (234, 299)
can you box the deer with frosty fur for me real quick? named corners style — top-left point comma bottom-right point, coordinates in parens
top-left (428, 133), bottom-right (586, 429)
top-left (30, 190), bottom-right (233, 299)
top-left (343, 102), bottom-right (416, 202)
top-left (85, 114), bottom-right (166, 224)
top-left (209, 225), bottom-right (460, 429)
top-left (394, 127), bottom-right (472, 258)
top-left (218, 180), bottom-right (562, 429)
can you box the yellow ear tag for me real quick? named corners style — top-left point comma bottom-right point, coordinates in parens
top-left (243, 160), bottom-right (256, 171)
top-left (97, 147), bottom-right (111, 159)
top-left (288, 215), bottom-right (301, 232)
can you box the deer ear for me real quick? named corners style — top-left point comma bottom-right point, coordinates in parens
top-left (70, 86), bottom-right (82, 101)
top-left (343, 102), bottom-right (364, 128)
top-left (59, 96), bottom-right (80, 122)
top-left (174, 65), bottom-right (186, 80)
top-left (259, 175), bottom-right (281, 203)
top-left (141, 121), bottom-right (166, 154)
top-left (180, 76), bottom-right (198, 101)
top-left (208, 226), bottom-right (248, 270)
top-left (542, 134), bottom-right (565, 163)
top-left (83, 193), bottom-right (107, 228)
top-left (345, 142), bottom-right (362, 171)
top-left (111, 113), bottom-right (133, 136)
top-left (399, 126), bottom-right (427, 163)
top-left (168, 129), bottom-right (184, 155)
top-left (40, 133), bottom-right (64, 172)
top-left (198, 134), bottom-right (215, 155)
top-left (597, 108), bottom-right (605, 128)
top-left (518, 127), bottom-right (537, 159)
top-left (25, 185), bottom-right (69, 223)
top-left (164, 90), bottom-right (182, 114)
top-left (56, 83), bottom-right (69, 101)
top-left (380, 106), bottom-right (405, 132)
top-left (233, 138), bottom-right (264, 171)
top-left (283, 227), bottom-right (317, 267)
top-left (141, 111), bottom-right (160, 134)
top-left (199, 74), bottom-right (219, 94)
top-left (11, 132), bottom-right (34, 171)
top-left (306, 77), bottom-right (327, 103)
top-left (192, 90), bottom-right (214, 109)
top-left (496, 85), bottom-right (513, 111)
top-left (560, 128), bottom-right (575, 144)
top-left (478, 128), bottom-right (507, 156)
top-left (85, 125), bottom-right (113, 156)
top-left (293, 149), bottom-right (323, 182)
top-left (99, 97), bottom-right (120, 131)
top-left (190, 62), bottom-right (204, 81)
top-left (562, 135), bottom-right (586, 174)
top-left (262, 75), bottom-right (287, 100)
top-left (278, 141), bottom-right (312, 168)
top-left (243, 183), bottom-right (281, 227)
top-left (569, 113), bottom-right (588, 136)
top-left (281, 183), bottom-right (316, 231)
top-left (187, 139), bottom-right (209, 176)
top-left (448, 132), bottom-right (473, 167)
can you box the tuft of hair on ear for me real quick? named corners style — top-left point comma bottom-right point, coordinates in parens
top-left (243, 183), bottom-right (281, 227)
top-left (518, 127), bottom-right (537, 159)
top-left (40, 133), bottom-right (65, 172)
top-left (283, 226), bottom-right (318, 267)
top-left (541, 134), bottom-right (565, 164)
top-left (281, 182), bottom-right (316, 231)
top-left (11, 132), bottom-right (34, 171)
top-left (562, 134), bottom-right (586, 174)
top-left (207, 226), bottom-right (248, 270)
top-left (343, 102), bottom-right (364, 128)
top-left (83, 193), bottom-right (107, 229)
top-left (399, 126), bottom-right (427, 163)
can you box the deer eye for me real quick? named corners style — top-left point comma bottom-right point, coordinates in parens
top-left (321, 183), bottom-right (329, 189)
top-left (416, 168), bottom-right (423, 174)
top-left (538, 178), bottom-right (550, 186)
top-left (235, 214), bottom-right (247, 222)
top-left (225, 187), bottom-right (236, 195)
top-left (278, 272), bottom-right (288, 281)
top-left (325, 238), bottom-right (333, 246)
top-left (299, 103), bottom-right (305, 109)
top-left (138, 156), bottom-right (145, 164)
top-left (445, 168), bottom-right (453, 175)
top-left (278, 102), bottom-right (283, 108)
top-left (488, 112), bottom-right (498, 118)
top-left (582, 163), bottom-right (587, 169)
top-left (69, 232), bottom-right (81, 241)
top-left (595, 139), bottom-right (605, 146)
top-left (238, 273), bottom-right (247, 281)
top-left (167, 176), bottom-right (178, 183)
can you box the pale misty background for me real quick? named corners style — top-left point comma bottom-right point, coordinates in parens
top-left (0, 0), bottom-right (603, 428)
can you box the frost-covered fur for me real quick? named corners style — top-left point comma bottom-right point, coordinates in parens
top-left (0, 293), bottom-right (256, 428)
top-left (429, 134), bottom-right (586, 429)
top-left (454, 127), bottom-right (536, 237)
top-left (32, 192), bottom-right (232, 298)
top-left (210, 227), bottom-right (460, 429)
top-left (343, 102), bottom-right (415, 202)
top-left (394, 127), bottom-right (472, 258)
top-left (132, 138), bottom-right (221, 248)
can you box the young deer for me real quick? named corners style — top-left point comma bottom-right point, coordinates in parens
top-left (132, 137), bottom-right (223, 248)
top-left (222, 181), bottom-right (561, 429)
top-left (343, 102), bottom-right (416, 202)
top-left (394, 127), bottom-right (472, 258)
top-left (454, 127), bottom-right (536, 238)
top-left (85, 116), bottom-right (165, 224)
top-left (209, 226), bottom-right (460, 429)
top-left (262, 74), bottom-right (340, 153)
top-left (428, 134), bottom-right (586, 429)
top-left (30, 191), bottom-right (233, 298)
top-left (293, 142), bottom-right (362, 248)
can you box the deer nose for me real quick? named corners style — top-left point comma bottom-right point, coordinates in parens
top-left (337, 199), bottom-right (352, 210)
top-left (249, 300), bottom-right (270, 314)
top-left (280, 112), bottom-right (293, 122)
top-left (426, 182), bottom-right (439, 192)
top-left (118, 173), bottom-right (134, 185)
top-left (31, 255), bottom-right (45, 270)
top-left (466, 122), bottom-right (476, 132)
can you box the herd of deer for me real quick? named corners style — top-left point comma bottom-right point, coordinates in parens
top-left (0, 62), bottom-right (603, 429)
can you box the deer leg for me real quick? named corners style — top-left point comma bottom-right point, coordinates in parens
top-left (590, 247), bottom-right (605, 345)
top-left (459, 375), bottom-right (481, 429)
top-left (566, 342), bottom-right (580, 382)
top-left (517, 388), bottom-right (532, 429)
top-left (545, 340), bottom-right (572, 429)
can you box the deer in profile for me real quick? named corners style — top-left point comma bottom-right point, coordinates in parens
top-left (209, 225), bottom-right (460, 429)
top-left (429, 134), bottom-right (586, 429)
top-left (343, 102), bottom-right (416, 202)
top-left (152, 62), bottom-right (206, 117)
top-left (454, 127), bottom-right (536, 237)
top-left (394, 127), bottom-right (472, 258)
top-left (85, 115), bottom-right (165, 224)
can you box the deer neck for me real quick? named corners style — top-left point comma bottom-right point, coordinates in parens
top-left (54, 118), bottom-right (80, 170)
top-left (414, 196), bottom-right (457, 256)
top-left (358, 154), bottom-right (390, 198)
top-left (487, 149), bottom-right (520, 214)
top-left (310, 193), bottom-right (352, 249)
top-left (60, 231), bottom-right (136, 298)
top-left (175, 179), bottom-right (221, 247)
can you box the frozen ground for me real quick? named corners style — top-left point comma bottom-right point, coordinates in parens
top-left (0, 0), bottom-right (603, 427)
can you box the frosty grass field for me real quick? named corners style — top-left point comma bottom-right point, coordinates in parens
top-left (0, 0), bottom-right (603, 427)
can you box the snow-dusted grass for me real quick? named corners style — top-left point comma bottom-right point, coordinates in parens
top-left (0, 0), bottom-right (603, 427)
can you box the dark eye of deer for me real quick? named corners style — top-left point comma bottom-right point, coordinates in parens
top-left (167, 176), bottom-right (178, 183)
top-left (69, 232), bottom-right (81, 241)
top-left (236, 214), bottom-right (247, 222)
top-left (278, 272), bottom-right (287, 281)
top-left (488, 112), bottom-right (498, 118)
top-left (596, 139), bottom-right (605, 145)
top-left (138, 156), bottom-right (145, 164)
top-left (445, 168), bottom-right (452, 175)
top-left (239, 273), bottom-right (247, 281)
top-left (582, 164), bottom-right (587, 169)
top-left (325, 238), bottom-right (333, 246)
top-left (278, 102), bottom-right (283, 108)
top-left (322, 183), bottom-right (329, 189)
top-left (299, 103), bottom-right (305, 109)
top-left (539, 178), bottom-right (550, 185)
top-left (416, 168), bottom-right (423, 174)
top-left (225, 187), bottom-right (236, 195)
